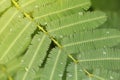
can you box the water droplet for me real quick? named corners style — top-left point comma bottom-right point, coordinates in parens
top-left (35, 5), bottom-right (39, 8)
top-left (106, 31), bottom-right (110, 34)
top-left (83, 27), bottom-right (86, 30)
top-left (110, 76), bottom-right (114, 79)
top-left (78, 12), bottom-right (83, 15)
top-left (31, 68), bottom-right (35, 73)
top-left (21, 59), bottom-right (24, 63)
top-left (78, 55), bottom-right (81, 58)
top-left (25, 67), bottom-right (29, 72)
top-left (18, 15), bottom-right (21, 18)
top-left (68, 74), bottom-right (72, 77)
top-left (58, 74), bottom-right (63, 77)
top-left (79, 69), bottom-right (82, 72)
top-left (60, 62), bottom-right (63, 64)
top-left (103, 51), bottom-right (107, 55)
top-left (44, 22), bottom-right (47, 25)
top-left (32, 24), bottom-right (34, 27)
top-left (60, 35), bottom-right (63, 38)
top-left (38, 38), bottom-right (41, 41)
top-left (10, 28), bottom-right (13, 32)
top-left (104, 46), bottom-right (106, 48)
top-left (25, 37), bottom-right (29, 40)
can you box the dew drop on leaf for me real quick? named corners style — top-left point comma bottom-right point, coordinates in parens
top-left (106, 31), bottom-right (110, 34)
top-left (83, 27), bottom-right (86, 30)
top-left (44, 22), bottom-right (47, 25)
top-left (104, 46), bottom-right (107, 48)
top-left (58, 74), bottom-right (63, 77)
top-left (18, 15), bottom-right (21, 18)
top-left (25, 67), bottom-right (29, 72)
top-left (25, 37), bottom-right (29, 40)
top-left (68, 74), bottom-right (72, 77)
top-left (60, 35), bottom-right (63, 38)
top-left (35, 5), bottom-right (39, 8)
top-left (78, 55), bottom-right (81, 58)
top-left (21, 59), bottom-right (24, 63)
top-left (9, 28), bottom-right (13, 32)
top-left (31, 68), bottom-right (35, 73)
top-left (103, 51), bottom-right (107, 55)
top-left (110, 76), bottom-right (114, 79)
top-left (60, 62), bottom-right (63, 64)
top-left (38, 38), bottom-right (41, 41)
top-left (78, 12), bottom-right (83, 16)
top-left (79, 69), bottom-right (82, 72)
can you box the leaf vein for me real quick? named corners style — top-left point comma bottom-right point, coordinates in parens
top-left (48, 16), bottom-right (106, 32)
top-left (63, 35), bottom-right (120, 47)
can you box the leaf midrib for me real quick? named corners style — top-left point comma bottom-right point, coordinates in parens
top-left (34, 2), bottom-right (90, 19)
top-left (0, 0), bottom-right (35, 35)
top-left (48, 16), bottom-right (106, 32)
top-left (79, 58), bottom-right (120, 62)
top-left (63, 35), bottom-right (120, 47)
top-left (49, 50), bottom-right (61, 80)
top-left (75, 64), bottom-right (78, 80)
top-left (22, 35), bottom-right (46, 80)
top-left (0, 22), bottom-right (31, 62)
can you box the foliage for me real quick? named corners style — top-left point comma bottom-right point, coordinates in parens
top-left (0, 0), bottom-right (120, 80)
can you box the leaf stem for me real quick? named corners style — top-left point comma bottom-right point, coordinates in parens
top-left (83, 69), bottom-right (94, 77)
top-left (11, 0), bottom-right (62, 49)
top-left (68, 54), bottom-right (79, 64)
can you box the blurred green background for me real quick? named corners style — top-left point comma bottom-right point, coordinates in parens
top-left (91, 0), bottom-right (120, 29)
top-left (92, 0), bottom-right (120, 11)
top-left (91, 0), bottom-right (120, 48)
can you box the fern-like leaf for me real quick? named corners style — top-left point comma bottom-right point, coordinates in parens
top-left (0, 1), bottom-right (37, 64)
top-left (41, 48), bottom-right (67, 80)
top-left (62, 29), bottom-right (120, 53)
top-left (47, 11), bottom-right (106, 36)
top-left (76, 48), bottom-right (120, 70)
top-left (13, 0), bottom-right (91, 23)
top-left (16, 33), bottom-right (51, 80)
top-left (33, 68), bottom-right (43, 80)
top-left (66, 63), bottom-right (85, 80)
top-left (83, 68), bottom-right (120, 80)
top-left (32, 0), bottom-right (91, 20)
top-left (0, 0), bottom-right (91, 64)
top-left (0, 0), bottom-right (34, 43)
top-left (0, 18), bottom-right (36, 64)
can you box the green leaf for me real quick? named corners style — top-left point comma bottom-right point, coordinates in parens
top-left (32, 0), bottom-right (91, 20)
top-left (0, 17), bottom-right (36, 64)
top-left (47, 11), bottom-right (106, 36)
top-left (33, 68), bottom-right (43, 80)
top-left (83, 68), bottom-right (120, 80)
top-left (0, 0), bottom-right (11, 14)
top-left (66, 63), bottom-right (85, 80)
top-left (0, 0), bottom-right (91, 64)
top-left (0, 1), bottom-right (37, 64)
top-left (76, 48), bottom-right (120, 70)
top-left (91, 69), bottom-right (120, 80)
top-left (16, 33), bottom-right (51, 80)
top-left (0, 0), bottom-right (35, 43)
top-left (0, 0), bottom-right (120, 80)
top-left (14, 0), bottom-right (91, 22)
top-left (41, 48), bottom-right (67, 80)
top-left (62, 29), bottom-right (120, 53)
